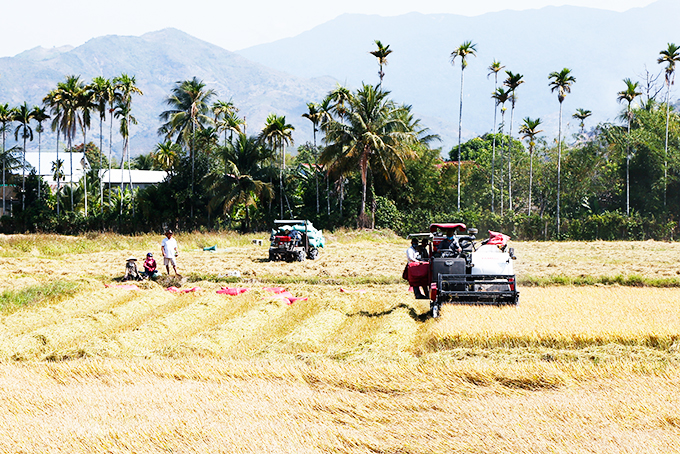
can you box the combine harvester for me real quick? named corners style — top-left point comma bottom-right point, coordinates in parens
top-left (407, 223), bottom-right (518, 318)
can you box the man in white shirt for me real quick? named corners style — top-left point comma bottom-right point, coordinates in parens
top-left (161, 230), bottom-right (179, 275)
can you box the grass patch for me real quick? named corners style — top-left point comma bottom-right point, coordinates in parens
top-left (0, 280), bottom-right (82, 313)
top-left (519, 274), bottom-right (680, 287)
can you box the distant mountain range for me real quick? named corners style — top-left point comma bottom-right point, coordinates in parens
top-left (0, 0), bottom-right (678, 158)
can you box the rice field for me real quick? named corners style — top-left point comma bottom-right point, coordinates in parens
top-left (0, 231), bottom-right (678, 453)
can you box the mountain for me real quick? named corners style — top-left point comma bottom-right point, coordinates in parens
top-left (0, 29), bottom-right (335, 158)
top-left (238, 0), bottom-right (680, 150)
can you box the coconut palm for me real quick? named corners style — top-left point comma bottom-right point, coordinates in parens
top-left (259, 113), bottom-right (295, 218)
top-left (321, 84), bottom-right (417, 228)
top-left (12, 102), bottom-right (36, 210)
top-left (113, 73), bottom-right (142, 214)
top-left (152, 141), bottom-right (180, 173)
top-left (503, 71), bottom-right (524, 211)
top-left (572, 108), bottom-right (592, 135)
top-left (159, 77), bottom-right (214, 218)
top-left (487, 60), bottom-right (505, 213)
top-left (32, 106), bottom-right (50, 200)
top-left (0, 104), bottom-right (13, 214)
top-left (451, 40), bottom-right (477, 211)
top-left (491, 87), bottom-right (510, 215)
top-left (548, 68), bottom-right (576, 233)
top-left (617, 78), bottom-right (642, 216)
top-left (370, 40), bottom-right (392, 87)
top-left (207, 133), bottom-right (274, 232)
top-left (519, 117), bottom-right (543, 216)
top-left (657, 43), bottom-right (680, 208)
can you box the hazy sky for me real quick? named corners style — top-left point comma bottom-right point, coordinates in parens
top-left (1, 0), bottom-right (657, 58)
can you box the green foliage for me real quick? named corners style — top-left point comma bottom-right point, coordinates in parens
top-left (0, 280), bottom-right (81, 313)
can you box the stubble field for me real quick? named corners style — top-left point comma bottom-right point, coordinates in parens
top-left (0, 231), bottom-right (678, 453)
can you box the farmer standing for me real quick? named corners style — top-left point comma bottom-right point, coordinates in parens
top-left (161, 229), bottom-right (180, 275)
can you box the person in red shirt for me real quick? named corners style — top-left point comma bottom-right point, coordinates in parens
top-left (142, 252), bottom-right (158, 279)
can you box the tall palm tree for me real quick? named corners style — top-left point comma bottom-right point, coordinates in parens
top-left (91, 76), bottom-right (111, 211)
top-left (548, 68), bottom-right (576, 233)
top-left (370, 40), bottom-right (392, 87)
top-left (78, 86), bottom-right (95, 216)
top-left (617, 78), bottom-right (642, 216)
top-left (451, 40), bottom-right (477, 212)
top-left (113, 100), bottom-right (138, 211)
top-left (152, 141), bottom-right (180, 173)
top-left (0, 104), bottom-right (13, 214)
top-left (212, 99), bottom-right (238, 146)
top-left (487, 60), bottom-right (505, 213)
top-left (503, 71), bottom-right (524, 211)
top-left (302, 102), bottom-right (322, 214)
top-left (32, 106), bottom-right (50, 200)
top-left (113, 74), bottom-right (142, 215)
top-left (207, 133), bottom-right (274, 232)
top-left (321, 84), bottom-right (417, 228)
top-left (106, 79), bottom-right (123, 208)
top-left (159, 77), bottom-right (214, 219)
top-left (491, 87), bottom-right (510, 216)
top-left (43, 89), bottom-right (62, 214)
top-left (12, 102), bottom-right (36, 211)
top-left (572, 108), bottom-right (592, 135)
top-left (259, 113), bottom-right (295, 218)
top-left (519, 117), bottom-right (543, 216)
top-left (657, 43), bottom-right (680, 209)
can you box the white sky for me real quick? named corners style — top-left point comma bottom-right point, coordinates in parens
top-left (0, 0), bottom-right (657, 58)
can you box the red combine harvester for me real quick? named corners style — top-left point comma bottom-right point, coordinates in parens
top-left (406, 223), bottom-right (519, 318)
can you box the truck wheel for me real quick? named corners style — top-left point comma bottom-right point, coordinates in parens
top-left (431, 303), bottom-right (440, 318)
top-left (307, 247), bottom-right (319, 260)
top-left (296, 251), bottom-right (306, 262)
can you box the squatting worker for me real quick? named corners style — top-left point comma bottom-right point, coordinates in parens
top-left (161, 229), bottom-right (180, 275)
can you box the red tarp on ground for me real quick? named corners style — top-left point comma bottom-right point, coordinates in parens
top-left (166, 286), bottom-right (202, 293)
top-left (216, 287), bottom-right (250, 296)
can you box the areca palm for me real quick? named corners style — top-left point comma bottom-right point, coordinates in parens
top-left (503, 71), bottom-right (524, 211)
top-left (491, 87), bottom-right (510, 215)
top-left (370, 40), bottom-right (392, 87)
top-left (0, 104), bottom-right (13, 214)
top-left (159, 77), bottom-right (214, 219)
top-left (617, 78), bottom-right (642, 216)
top-left (451, 40), bottom-right (477, 211)
top-left (114, 73), bottom-right (142, 215)
top-left (259, 113), bottom-right (294, 218)
top-left (207, 133), bottom-right (274, 232)
top-left (212, 99), bottom-right (239, 146)
top-left (43, 89), bottom-right (62, 214)
top-left (320, 84), bottom-right (417, 228)
top-left (32, 106), bottom-right (50, 200)
top-left (519, 117), bottom-right (543, 216)
top-left (657, 43), bottom-right (680, 208)
top-left (78, 86), bottom-right (95, 216)
top-left (106, 79), bottom-right (123, 207)
top-left (12, 102), bottom-right (36, 210)
top-left (548, 67), bottom-right (576, 233)
top-left (91, 76), bottom-right (111, 211)
top-left (302, 102), bottom-right (322, 214)
top-left (572, 108), bottom-right (592, 135)
top-left (487, 60), bottom-right (504, 213)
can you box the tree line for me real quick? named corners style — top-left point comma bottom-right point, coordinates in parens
top-left (0, 40), bottom-right (679, 240)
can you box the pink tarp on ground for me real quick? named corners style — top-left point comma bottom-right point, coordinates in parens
top-left (263, 287), bottom-right (287, 294)
top-left (263, 287), bottom-right (307, 305)
top-left (166, 286), bottom-right (202, 293)
top-left (105, 284), bottom-right (140, 290)
top-left (339, 288), bottom-right (367, 294)
top-left (216, 287), bottom-right (250, 296)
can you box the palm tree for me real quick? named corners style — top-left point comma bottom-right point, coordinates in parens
top-left (32, 106), bottom-right (50, 200)
top-left (487, 60), bottom-right (505, 213)
top-left (451, 40), bottom-right (477, 212)
top-left (657, 43), bottom-right (680, 208)
top-left (617, 78), bottom-right (642, 216)
top-left (51, 158), bottom-right (65, 205)
top-left (91, 76), bottom-right (111, 211)
top-left (503, 71), bottom-right (524, 211)
top-left (152, 141), bottom-right (180, 173)
top-left (370, 40), bottom-right (392, 87)
top-left (113, 100), bottom-right (138, 208)
top-left (159, 77), bottom-right (214, 219)
top-left (548, 68), bottom-right (576, 233)
top-left (43, 89), bottom-right (62, 214)
top-left (106, 79), bottom-right (123, 208)
top-left (320, 84), bottom-right (417, 228)
top-left (0, 104), bottom-right (13, 214)
top-left (207, 133), bottom-right (274, 232)
top-left (212, 99), bottom-right (239, 146)
top-left (572, 108), bottom-right (592, 135)
top-left (491, 87), bottom-right (510, 215)
top-left (302, 102), bottom-right (322, 214)
top-left (78, 86), bottom-right (95, 217)
top-left (12, 102), bottom-right (36, 211)
top-left (113, 74), bottom-right (142, 214)
top-left (259, 113), bottom-right (295, 218)
top-left (519, 117), bottom-right (543, 216)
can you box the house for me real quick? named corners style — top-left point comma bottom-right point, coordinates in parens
top-left (99, 169), bottom-right (168, 190)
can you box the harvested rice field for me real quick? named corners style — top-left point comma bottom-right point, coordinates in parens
top-left (0, 231), bottom-right (678, 453)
